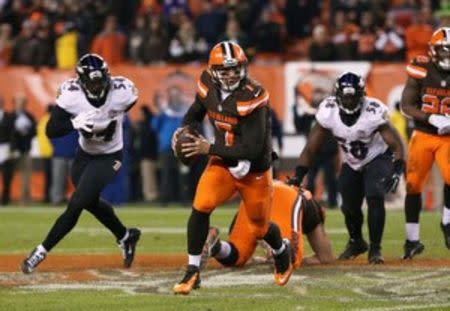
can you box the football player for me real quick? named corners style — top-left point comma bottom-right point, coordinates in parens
top-left (200, 181), bottom-right (334, 270)
top-left (289, 72), bottom-right (405, 264)
top-left (21, 54), bottom-right (141, 274)
top-left (400, 27), bottom-right (450, 259)
top-left (171, 41), bottom-right (293, 294)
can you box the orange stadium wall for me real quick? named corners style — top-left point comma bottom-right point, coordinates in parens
top-left (0, 63), bottom-right (407, 202)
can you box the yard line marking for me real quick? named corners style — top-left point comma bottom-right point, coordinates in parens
top-left (356, 303), bottom-right (450, 311)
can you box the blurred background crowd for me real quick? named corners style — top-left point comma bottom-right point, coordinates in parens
top-left (0, 0), bottom-right (447, 208)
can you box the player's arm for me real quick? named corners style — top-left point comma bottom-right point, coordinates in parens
top-left (289, 123), bottom-right (330, 186)
top-left (378, 122), bottom-right (405, 162)
top-left (400, 77), bottom-right (428, 122)
top-left (209, 106), bottom-right (268, 160)
top-left (182, 96), bottom-right (207, 128)
top-left (303, 225), bottom-right (334, 265)
top-left (46, 105), bottom-right (75, 138)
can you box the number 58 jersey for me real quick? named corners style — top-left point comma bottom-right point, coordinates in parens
top-left (315, 96), bottom-right (389, 171)
top-left (56, 76), bottom-right (138, 155)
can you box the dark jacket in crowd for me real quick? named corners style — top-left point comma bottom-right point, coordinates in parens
top-left (12, 111), bottom-right (36, 154)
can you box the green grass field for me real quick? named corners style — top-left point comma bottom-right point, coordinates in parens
top-left (0, 206), bottom-right (449, 311)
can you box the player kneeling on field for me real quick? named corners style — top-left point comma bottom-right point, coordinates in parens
top-left (200, 181), bottom-right (334, 270)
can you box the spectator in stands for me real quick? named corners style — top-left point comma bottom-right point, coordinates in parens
top-left (0, 0), bottom-right (28, 36)
top-left (91, 14), bottom-right (126, 65)
top-left (218, 18), bottom-right (250, 52)
top-left (169, 17), bottom-right (208, 63)
top-left (49, 110), bottom-right (78, 205)
top-left (252, 8), bottom-right (283, 55)
top-left (55, 21), bottom-right (86, 69)
top-left (332, 11), bottom-right (359, 60)
top-left (404, 10), bottom-right (433, 62)
top-left (11, 20), bottom-right (37, 66)
top-left (128, 15), bottom-right (147, 64)
top-left (0, 96), bottom-right (15, 205)
top-left (375, 15), bottom-right (405, 61)
top-left (12, 95), bottom-right (36, 204)
top-left (138, 106), bottom-right (158, 202)
top-left (195, 0), bottom-right (227, 47)
top-left (33, 16), bottom-right (53, 69)
top-left (284, 0), bottom-right (320, 38)
top-left (355, 11), bottom-right (377, 61)
top-left (309, 24), bottom-right (336, 61)
top-left (142, 15), bottom-right (169, 64)
top-left (152, 86), bottom-right (188, 205)
top-left (37, 105), bottom-right (53, 203)
top-left (0, 23), bottom-right (12, 67)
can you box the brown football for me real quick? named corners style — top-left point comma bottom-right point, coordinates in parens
top-left (175, 127), bottom-right (200, 166)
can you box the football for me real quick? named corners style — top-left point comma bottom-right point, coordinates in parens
top-left (175, 127), bottom-right (200, 166)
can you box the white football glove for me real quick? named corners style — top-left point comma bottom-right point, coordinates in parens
top-left (429, 114), bottom-right (450, 135)
top-left (228, 160), bottom-right (251, 179)
top-left (71, 110), bottom-right (98, 133)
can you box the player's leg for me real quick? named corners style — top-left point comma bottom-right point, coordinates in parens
top-left (80, 153), bottom-right (140, 268)
top-left (21, 151), bottom-right (90, 274)
top-left (322, 154), bottom-right (338, 208)
top-left (338, 163), bottom-right (367, 260)
top-left (364, 152), bottom-right (394, 264)
top-left (238, 171), bottom-right (293, 286)
top-left (403, 131), bottom-right (434, 259)
top-left (435, 137), bottom-right (450, 249)
top-left (173, 161), bottom-right (236, 294)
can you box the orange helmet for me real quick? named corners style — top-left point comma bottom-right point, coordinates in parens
top-left (208, 41), bottom-right (248, 91)
top-left (429, 27), bottom-right (450, 70)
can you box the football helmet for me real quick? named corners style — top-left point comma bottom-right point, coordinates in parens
top-left (335, 72), bottom-right (365, 114)
top-left (76, 53), bottom-right (110, 100)
top-left (429, 27), bottom-right (450, 71)
top-left (208, 41), bottom-right (248, 92)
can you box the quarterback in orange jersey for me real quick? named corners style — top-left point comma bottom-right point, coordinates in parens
top-left (401, 27), bottom-right (450, 259)
top-left (200, 181), bottom-right (334, 270)
top-left (171, 41), bottom-right (293, 294)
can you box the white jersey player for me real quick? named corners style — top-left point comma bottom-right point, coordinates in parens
top-left (21, 54), bottom-right (141, 275)
top-left (288, 72), bottom-right (405, 265)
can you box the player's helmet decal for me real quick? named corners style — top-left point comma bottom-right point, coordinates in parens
top-left (208, 41), bottom-right (248, 92)
top-left (76, 53), bottom-right (111, 100)
top-left (335, 71), bottom-right (365, 115)
top-left (429, 27), bottom-right (450, 71)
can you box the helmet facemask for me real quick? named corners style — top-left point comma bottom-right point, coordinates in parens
top-left (430, 44), bottom-right (450, 71)
top-left (79, 70), bottom-right (110, 100)
top-left (335, 73), bottom-right (365, 115)
top-left (211, 61), bottom-right (247, 92)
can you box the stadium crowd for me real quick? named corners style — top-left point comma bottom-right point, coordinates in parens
top-left (0, 0), bottom-right (444, 68)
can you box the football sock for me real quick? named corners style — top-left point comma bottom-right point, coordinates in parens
top-left (405, 193), bottom-right (421, 241)
top-left (262, 222), bottom-right (283, 251)
top-left (36, 244), bottom-right (47, 254)
top-left (187, 208), bottom-right (210, 255)
top-left (442, 206), bottom-right (450, 226)
top-left (188, 255), bottom-right (201, 267)
top-left (367, 197), bottom-right (385, 246)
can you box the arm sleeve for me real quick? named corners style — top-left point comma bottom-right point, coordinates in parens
top-left (46, 105), bottom-right (74, 138)
top-left (182, 96), bottom-right (207, 128)
top-left (209, 106), bottom-right (268, 161)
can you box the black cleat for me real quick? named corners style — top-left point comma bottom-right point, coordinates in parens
top-left (440, 223), bottom-right (450, 249)
top-left (402, 240), bottom-right (425, 260)
top-left (200, 227), bottom-right (220, 270)
top-left (368, 244), bottom-right (384, 264)
top-left (119, 228), bottom-right (141, 268)
top-left (173, 265), bottom-right (201, 295)
top-left (338, 238), bottom-right (368, 260)
top-left (21, 247), bottom-right (47, 274)
top-left (273, 239), bottom-right (293, 286)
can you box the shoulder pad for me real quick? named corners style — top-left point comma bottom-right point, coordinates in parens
top-left (236, 86), bottom-right (269, 116)
top-left (111, 76), bottom-right (138, 107)
top-left (55, 79), bottom-right (81, 111)
top-left (315, 97), bottom-right (337, 128)
top-left (364, 97), bottom-right (389, 124)
top-left (406, 56), bottom-right (430, 79)
top-left (196, 70), bottom-right (211, 99)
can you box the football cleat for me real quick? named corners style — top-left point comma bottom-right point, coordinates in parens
top-left (273, 239), bottom-right (293, 286)
top-left (338, 238), bottom-right (368, 260)
top-left (402, 240), bottom-right (425, 260)
top-left (440, 223), bottom-right (450, 249)
top-left (21, 247), bottom-right (47, 274)
top-left (368, 244), bottom-right (384, 264)
top-left (173, 265), bottom-right (201, 295)
top-left (200, 227), bottom-right (220, 270)
top-left (118, 228), bottom-right (141, 268)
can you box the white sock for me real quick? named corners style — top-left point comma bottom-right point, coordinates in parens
top-left (188, 254), bottom-right (201, 267)
top-left (119, 230), bottom-right (129, 244)
top-left (37, 244), bottom-right (47, 254)
top-left (405, 223), bottom-right (420, 241)
top-left (215, 241), bottom-right (232, 260)
top-left (272, 242), bottom-right (286, 256)
top-left (442, 206), bottom-right (450, 225)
